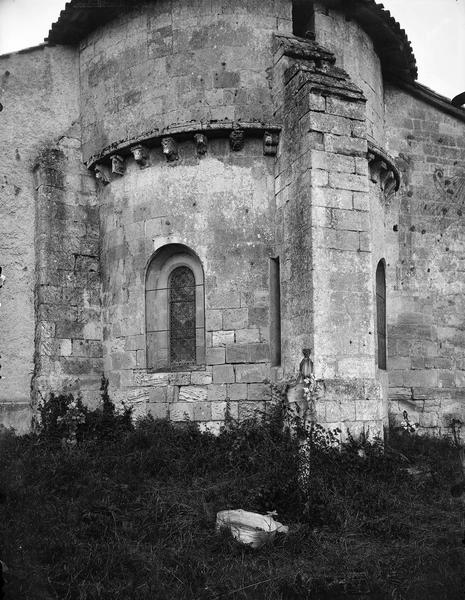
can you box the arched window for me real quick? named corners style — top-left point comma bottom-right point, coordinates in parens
top-left (145, 245), bottom-right (205, 372)
top-left (376, 260), bottom-right (387, 370)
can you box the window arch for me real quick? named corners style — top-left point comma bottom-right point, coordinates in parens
top-left (376, 260), bottom-right (387, 370)
top-left (145, 245), bottom-right (205, 372)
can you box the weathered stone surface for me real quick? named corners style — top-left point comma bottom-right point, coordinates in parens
top-left (1, 1), bottom-right (464, 436)
top-left (178, 386), bottom-right (208, 402)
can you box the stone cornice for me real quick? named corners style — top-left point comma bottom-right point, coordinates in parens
top-left (87, 120), bottom-right (282, 182)
top-left (86, 120), bottom-right (281, 170)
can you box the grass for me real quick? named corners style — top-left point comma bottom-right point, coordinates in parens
top-left (0, 392), bottom-right (464, 599)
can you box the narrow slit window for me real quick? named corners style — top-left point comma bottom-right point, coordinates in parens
top-left (270, 257), bottom-right (282, 367)
top-left (169, 266), bottom-right (196, 368)
top-left (292, 1), bottom-right (315, 39)
top-left (376, 261), bottom-right (387, 370)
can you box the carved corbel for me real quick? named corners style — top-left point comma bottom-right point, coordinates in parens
top-left (229, 127), bottom-right (245, 152)
top-left (161, 137), bottom-right (179, 162)
top-left (131, 144), bottom-right (149, 167)
top-left (94, 164), bottom-right (111, 185)
top-left (368, 158), bottom-right (386, 184)
top-left (194, 133), bottom-right (208, 156)
top-left (263, 131), bottom-right (279, 156)
top-left (111, 155), bottom-right (125, 176)
top-left (383, 171), bottom-right (397, 198)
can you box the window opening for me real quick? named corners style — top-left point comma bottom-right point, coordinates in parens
top-left (376, 261), bottom-right (387, 370)
top-left (169, 266), bottom-right (196, 368)
top-left (270, 257), bottom-right (282, 367)
top-left (292, 1), bottom-right (315, 38)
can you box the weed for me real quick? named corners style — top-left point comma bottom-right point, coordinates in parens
top-left (0, 398), bottom-right (463, 599)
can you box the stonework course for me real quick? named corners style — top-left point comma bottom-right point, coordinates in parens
top-left (0, 0), bottom-right (464, 437)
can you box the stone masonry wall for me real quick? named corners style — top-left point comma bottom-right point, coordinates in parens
top-left (273, 34), bottom-right (384, 437)
top-left (314, 2), bottom-right (385, 148)
top-left (0, 45), bottom-right (79, 431)
top-left (78, 0), bottom-right (292, 162)
top-left (385, 86), bottom-right (465, 434)
top-left (33, 133), bottom-right (102, 408)
top-left (99, 137), bottom-right (276, 429)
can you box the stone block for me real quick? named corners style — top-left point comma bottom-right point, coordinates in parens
top-left (56, 321), bottom-right (84, 339)
top-left (326, 97), bottom-right (365, 121)
top-left (166, 385), bottom-right (178, 403)
top-left (59, 339), bottom-right (72, 357)
top-left (136, 350), bottom-right (146, 368)
top-left (206, 310), bottom-right (223, 331)
top-left (235, 363), bottom-right (269, 383)
top-left (329, 172), bottom-right (368, 192)
top-left (324, 134), bottom-right (367, 157)
top-left (212, 330), bottom-right (235, 346)
top-left (178, 386), bottom-right (208, 402)
top-left (149, 387), bottom-right (167, 403)
top-left (248, 307), bottom-right (268, 328)
top-left (419, 412), bottom-right (439, 428)
top-left (148, 403), bottom-right (169, 420)
top-left (355, 400), bottom-right (380, 421)
top-left (170, 402), bottom-right (194, 421)
top-left (226, 344), bottom-right (249, 363)
top-left (308, 112), bottom-right (352, 136)
top-left (206, 347), bottom-right (226, 365)
top-left (312, 150), bottom-right (355, 174)
top-left (312, 187), bottom-right (353, 210)
top-left (403, 370), bottom-right (438, 388)
top-left (223, 308), bottom-right (248, 330)
top-left (72, 339), bottom-right (103, 358)
top-left (227, 383), bottom-right (248, 401)
top-left (208, 384), bottom-right (227, 401)
top-left (193, 402), bottom-right (212, 421)
top-left (169, 372), bottom-right (191, 385)
top-left (134, 372), bottom-right (169, 387)
top-left (211, 401), bottom-right (228, 421)
top-left (111, 351), bottom-right (137, 370)
top-left (213, 364), bottom-right (235, 384)
top-left (248, 343), bottom-right (270, 363)
top-left (191, 371), bottom-right (213, 385)
top-left (235, 328), bottom-right (260, 343)
top-left (247, 383), bottom-right (270, 401)
top-left (208, 290), bottom-right (241, 309)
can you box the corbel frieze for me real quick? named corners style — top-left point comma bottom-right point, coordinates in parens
top-left (87, 120), bottom-right (282, 184)
top-left (367, 142), bottom-right (400, 202)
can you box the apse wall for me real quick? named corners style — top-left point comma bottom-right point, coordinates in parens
top-left (98, 138), bottom-right (276, 424)
top-left (78, 0), bottom-right (292, 162)
top-left (313, 2), bottom-right (385, 148)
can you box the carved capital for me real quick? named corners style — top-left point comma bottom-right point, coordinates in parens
top-left (131, 144), bottom-right (149, 166)
top-left (94, 164), bottom-right (111, 185)
top-left (111, 155), bottom-right (125, 176)
top-left (229, 127), bottom-right (245, 152)
top-left (194, 133), bottom-right (208, 156)
top-left (263, 131), bottom-right (279, 156)
top-left (161, 137), bottom-right (178, 162)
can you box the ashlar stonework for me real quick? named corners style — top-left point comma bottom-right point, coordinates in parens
top-left (0, 0), bottom-right (464, 437)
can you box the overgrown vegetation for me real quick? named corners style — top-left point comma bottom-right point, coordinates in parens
top-left (0, 385), bottom-right (464, 599)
